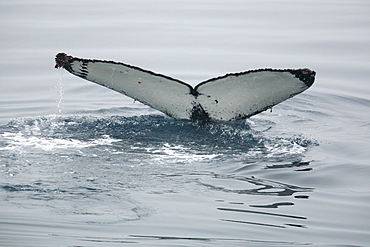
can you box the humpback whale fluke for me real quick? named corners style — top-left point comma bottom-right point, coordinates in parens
top-left (55, 52), bottom-right (315, 122)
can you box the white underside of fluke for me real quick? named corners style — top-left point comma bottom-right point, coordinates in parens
top-left (55, 53), bottom-right (315, 121)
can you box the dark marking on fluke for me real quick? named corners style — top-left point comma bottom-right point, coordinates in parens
top-left (55, 52), bottom-right (316, 122)
top-left (290, 69), bottom-right (316, 87)
top-left (55, 53), bottom-right (72, 69)
top-left (190, 104), bottom-right (209, 122)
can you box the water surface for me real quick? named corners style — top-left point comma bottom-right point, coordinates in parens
top-left (1, 1), bottom-right (369, 246)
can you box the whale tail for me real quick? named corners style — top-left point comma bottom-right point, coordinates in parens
top-left (55, 53), bottom-right (315, 122)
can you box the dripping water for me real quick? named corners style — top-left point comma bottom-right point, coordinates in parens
top-left (56, 70), bottom-right (64, 114)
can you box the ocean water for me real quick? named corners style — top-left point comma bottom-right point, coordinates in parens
top-left (1, 1), bottom-right (369, 246)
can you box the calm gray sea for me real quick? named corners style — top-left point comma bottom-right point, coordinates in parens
top-left (1, 0), bottom-right (369, 246)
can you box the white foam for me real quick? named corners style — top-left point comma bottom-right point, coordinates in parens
top-left (0, 132), bottom-right (118, 151)
top-left (265, 140), bottom-right (306, 157)
top-left (145, 143), bottom-right (219, 163)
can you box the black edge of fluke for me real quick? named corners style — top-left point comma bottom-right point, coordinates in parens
top-left (194, 68), bottom-right (316, 91)
top-left (54, 52), bottom-right (194, 89)
top-left (55, 52), bottom-right (316, 89)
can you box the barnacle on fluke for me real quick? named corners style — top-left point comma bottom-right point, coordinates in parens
top-left (54, 52), bottom-right (72, 69)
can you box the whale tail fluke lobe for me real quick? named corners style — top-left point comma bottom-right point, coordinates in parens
top-left (55, 53), bottom-right (315, 122)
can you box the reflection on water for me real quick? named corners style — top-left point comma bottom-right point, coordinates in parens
top-left (218, 208), bottom-right (306, 220)
top-left (198, 174), bottom-right (313, 196)
top-left (199, 172), bottom-right (312, 230)
top-left (265, 160), bottom-right (311, 170)
top-left (250, 202), bottom-right (295, 208)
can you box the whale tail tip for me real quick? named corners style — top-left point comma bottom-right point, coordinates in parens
top-left (55, 52), bottom-right (72, 69)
